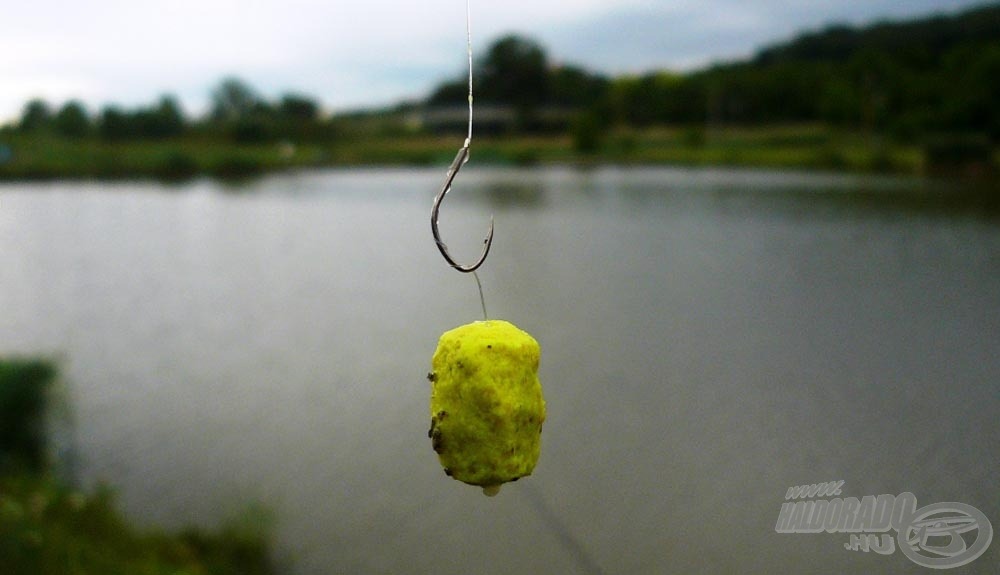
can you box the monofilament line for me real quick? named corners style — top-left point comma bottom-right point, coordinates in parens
top-left (465, 0), bottom-right (474, 145)
top-left (473, 270), bottom-right (488, 320)
top-left (466, 0), bottom-right (488, 321)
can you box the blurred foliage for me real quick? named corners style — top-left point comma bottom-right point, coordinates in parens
top-left (0, 122), bottom-right (943, 179)
top-left (1, 4), bottom-right (998, 178)
top-left (12, 4), bottom-right (997, 141)
top-left (18, 100), bottom-right (52, 133)
top-left (52, 101), bottom-right (91, 140)
top-left (426, 5), bottom-right (1000, 142)
top-left (0, 359), bottom-right (57, 473)
top-left (0, 359), bottom-right (276, 575)
top-left (99, 96), bottom-right (185, 141)
top-left (0, 474), bottom-right (275, 575)
top-left (210, 77), bottom-right (263, 124)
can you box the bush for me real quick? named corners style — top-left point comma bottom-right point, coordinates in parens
top-left (0, 359), bottom-right (58, 473)
top-left (0, 473), bottom-right (276, 575)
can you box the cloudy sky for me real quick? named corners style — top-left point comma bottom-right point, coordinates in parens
top-left (0, 0), bottom-right (989, 122)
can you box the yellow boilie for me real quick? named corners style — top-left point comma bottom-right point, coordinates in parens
top-left (429, 320), bottom-right (545, 496)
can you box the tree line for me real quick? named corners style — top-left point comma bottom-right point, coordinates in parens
top-left (13, 78), bottom-right (330, 143)
top-left (11, 3), bottom-right (1000, 144)
top-left (427, 3), bottom-right (1000, 141)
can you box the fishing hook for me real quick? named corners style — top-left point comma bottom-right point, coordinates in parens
top-left (430, 139), bottom-right (494, 273)
top-left (430, 0), bottom-right (493, 274)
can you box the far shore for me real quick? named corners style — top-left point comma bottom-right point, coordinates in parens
top-left (0, 125), bottom-right (995, 182)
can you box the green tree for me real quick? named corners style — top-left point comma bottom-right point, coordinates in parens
top-left (210, 77), bottom-right (261, 123)
top-left (18, 99), bottom-right (52, 132)
top-left (549, 65), bottom-right (608, 108)
top-left (609, 73), bottom-right (701, 127)
top-left (97, 96), bottom-right (186, 141)
top-left (477, 34), bottom-right (550, 123)
top-left (278, 93), bottom-right (319, 122)
top-left (98, 105), bottom-right (133, 140)
top-left (144, 95), bottom-right (186, 138)
top-left (209, 78), bottom-right (278, 142)
top-left (272, 93), bottom-right (323, 141)
top-left (53, 100), bottom-right (91, 138)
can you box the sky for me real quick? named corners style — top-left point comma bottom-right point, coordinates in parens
top-left (0, 0), bottom-right (991, 123)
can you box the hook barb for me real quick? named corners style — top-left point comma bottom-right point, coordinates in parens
top-left (431, 143), bottom-right (494, 273)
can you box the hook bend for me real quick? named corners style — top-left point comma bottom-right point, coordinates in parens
top-left (431, 142), bottom-right (494, 273)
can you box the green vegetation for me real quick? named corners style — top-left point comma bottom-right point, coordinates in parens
top-left (0, 359), bottom-right (58, 474)
top-left (0, 358), bottom-right (275, 575)
top-left (0, 125), bottom-right (933, 178)
top-left (0, 3), bottom-right (997, 180)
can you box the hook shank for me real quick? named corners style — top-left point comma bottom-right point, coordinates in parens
top-left (431, 143), bottom-right (494, 273)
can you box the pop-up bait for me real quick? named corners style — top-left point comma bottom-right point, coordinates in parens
top-left (429, 320), bottom-right (545, 496)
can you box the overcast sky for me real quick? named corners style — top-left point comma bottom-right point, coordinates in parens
top-left (0, 0), bottom-right (990, 123)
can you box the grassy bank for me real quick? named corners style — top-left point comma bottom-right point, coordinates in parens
top-left (0, 124), bottom-right (972, 182)
top-left (0, 358), bottom-right (275, 575)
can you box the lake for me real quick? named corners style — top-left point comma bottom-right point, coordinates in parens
top-left (1, 166), bottom-right (998, 574)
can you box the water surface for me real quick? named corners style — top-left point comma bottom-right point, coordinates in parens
top-left (1, 167), bottom-right (998, 574)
